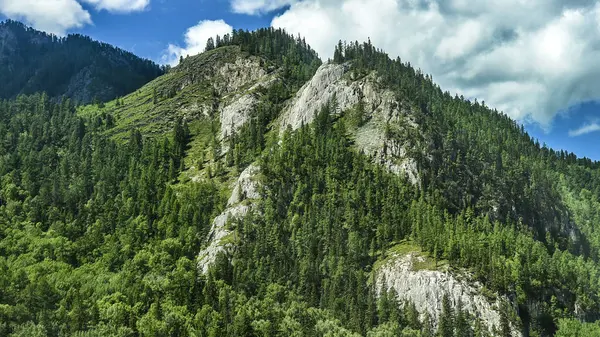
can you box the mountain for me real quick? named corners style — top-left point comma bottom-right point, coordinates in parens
top-left (0, 20), bottom-right (164, 104)
top-left (1, 26), bottom-right (600, 337)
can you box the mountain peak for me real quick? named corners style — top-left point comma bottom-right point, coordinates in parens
top-left (0, 20), bottom-right (164, 104)
top-left (2, 21), bottom-right (600, 337)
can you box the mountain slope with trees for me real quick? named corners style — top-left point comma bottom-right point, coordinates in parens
top-left (0, 20), bottom-right (164, 104)
top-left (0, 26), bottom-right (599, 337)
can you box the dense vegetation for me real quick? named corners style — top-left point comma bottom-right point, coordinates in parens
top-left (0, 20), bottom-right (164, 104)
top-left (1, 28), bottom-right (600, 337)
top-left (333, 40), bottom-right (600, 335)
top-left (0, 93), bottom-right (492, 337)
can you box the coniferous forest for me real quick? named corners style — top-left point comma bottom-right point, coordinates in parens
top-left (1, 24), bottom-right (600, 337)
top-left (0, 20), bottom-right (164, 104)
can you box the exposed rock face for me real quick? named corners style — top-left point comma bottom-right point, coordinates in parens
top-left (197, 164), bottom-right (261, 273)
top-left (375, 253), bottom-right (521, 337)
top-left (279, 62), bottom-right (420, 184)
top-left (215, 57), bottom-right (280, 142)
top-left (227, 164), bottom-right (261, 205)
top-left (216, 57), bottom-right (268, 96)
top-left (220, 94), bottom-right (258, 140)
top-left (354, 119), bottom-right (420, 185)
top-left (177, 54), bottom-right (278, 143)
top-left (279, 62), bottom-right (353, 130)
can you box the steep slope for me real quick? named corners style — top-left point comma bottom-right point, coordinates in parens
top-left (279, 62), bottom-right (421, 184)
top-left (195, 40), bottom-right (600, 337)
top-left (3, 28), bottom-right (600, 337)
top-left (0, 20), bottom-right (163, 103)
top-left (374, 244), bottom-right (520, 336)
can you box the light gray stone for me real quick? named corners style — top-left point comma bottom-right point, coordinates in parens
top-left (375, 253), bottom-right (521, 337)
top-left (197, 164), bottom-right (261, 274)
top-left (280, 62), bottom-right (420, 184)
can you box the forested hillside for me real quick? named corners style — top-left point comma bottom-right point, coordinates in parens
top-left (0, 20), bottom-right (164, 104)
top-left (1, 27), bottom-right (600, 337)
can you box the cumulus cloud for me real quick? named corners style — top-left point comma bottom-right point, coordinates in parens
top-left (0, 0), bottom-right (92, 35)
top-left (569, 121), bottom-right (600, 136)
top-left (80, 0), bottom-right (150, 12)
top-left (252, 0), bottom-right (600, 127)
top-left (231, 0), bottom-right (294, 15)
top-left (163, 19), bottom-right (233, 66)
top-left (0, 0), bottom-right (150, 35)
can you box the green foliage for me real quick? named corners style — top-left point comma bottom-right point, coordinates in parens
top-left (0, 94), bottom-right (220, 336)
top-left (4, 29), bottom-right (600, 337)
top-left (556, 319), bottom-right (600, 337)
top-left (0, 20), bottom-right (163, 103)
top-left (333, 39), bottom-right (600, 335)
top-left (437, 295), bottom-right (454, 337)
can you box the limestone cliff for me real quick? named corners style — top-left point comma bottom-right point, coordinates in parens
top-left (279, 62), bottom-right (420, 184)
top-left (197, 164), bottom-right (261, 273)
top-left (375, 251), bottom-right (522, 336)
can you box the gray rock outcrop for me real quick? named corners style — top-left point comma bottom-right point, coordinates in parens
top-left (279, 62), bottom-right (420, 184)
top-left (220, 94), bottom-right (258, 140)
top-left (216, 57), bottom-right (268, 96)
top-left (375, 252), bottom-right (521, 336)
top-left (215, 57), bottom-right (280, 144)
top-left (197, 164), bottom-right (261, 274)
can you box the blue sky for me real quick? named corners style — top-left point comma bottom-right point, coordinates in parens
top-left (1, 0), bottom-right (599, 160)
top-left (528, 101), bottom-right (600, 160)
top-left (77, 0), bottom-right (279, 61)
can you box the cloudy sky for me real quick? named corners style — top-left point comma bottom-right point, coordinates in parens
top-left (1, 0), bottom-right (599, 159)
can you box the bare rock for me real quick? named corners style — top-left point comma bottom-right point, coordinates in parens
top-left (376, 252), bottom-right (521, 336)
top-left (279, 62), bottom-right (420, 184)
top-left (197, 164), bottom-right (261, 274)
top-left (216, 57), bottom-right (267, 96)
top-left (220, 94), bottom-right (258, 140)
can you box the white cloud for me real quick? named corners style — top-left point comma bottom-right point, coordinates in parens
top-left (0, 0), bottom-right (92, 35)
top-left (163, 20), bottom-right (233, 66)
top-left (80, 0), bottom-right (150, 12)
top-left (262, 0), bottom-right (600, 128)
top-left (231, 0), bottom-right (294, 15)
top-left (0, 0), bottom-right (151, 35)
top-left (569, 121), bottom-right (600, 136)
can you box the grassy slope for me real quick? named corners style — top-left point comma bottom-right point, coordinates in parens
top-left (373, 241), bottom-right (449, 274)
top-left (77, 46), bottom-right (260, 202)
top-left (78, 46), bottom-right (247, 140)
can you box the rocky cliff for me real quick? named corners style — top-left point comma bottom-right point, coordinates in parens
top-left (279, 62), bottom-right (420, 184)
top-left (375, 250), bottom-right (522, 336)
top-left (197, 164), bottom-right (261, 273)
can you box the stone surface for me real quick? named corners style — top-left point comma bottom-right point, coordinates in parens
top-left (197, 204), bottom-right (250, 274)
top-left (279, 62), bottom-right (354, 131)
top-left (279, 62), bottom-right (420, 184)
top-left (216, 57), bottom-right (267, 96)
top-left (197, 164), bottom-right (261, 274)
top-left (227, 164), bottom-right (261, 206)
top-left (220, 94), bottom-right (258, 140)
top-left (215, 57), bottom-right (280, 142)
top-left (375, 252), bottom-right (521, 337)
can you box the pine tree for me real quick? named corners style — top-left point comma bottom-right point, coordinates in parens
top-left (499, 302), bottom-right (511, 337)
top-left (437, 294), bottom-right (454, 337)
top-left (454, 300), bottom-right (471, 337)
top-left (206, 37), bottom-right (216, 51)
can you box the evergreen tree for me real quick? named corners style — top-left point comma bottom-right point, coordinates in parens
top-left (437, 294), bottom-right (454, 337)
